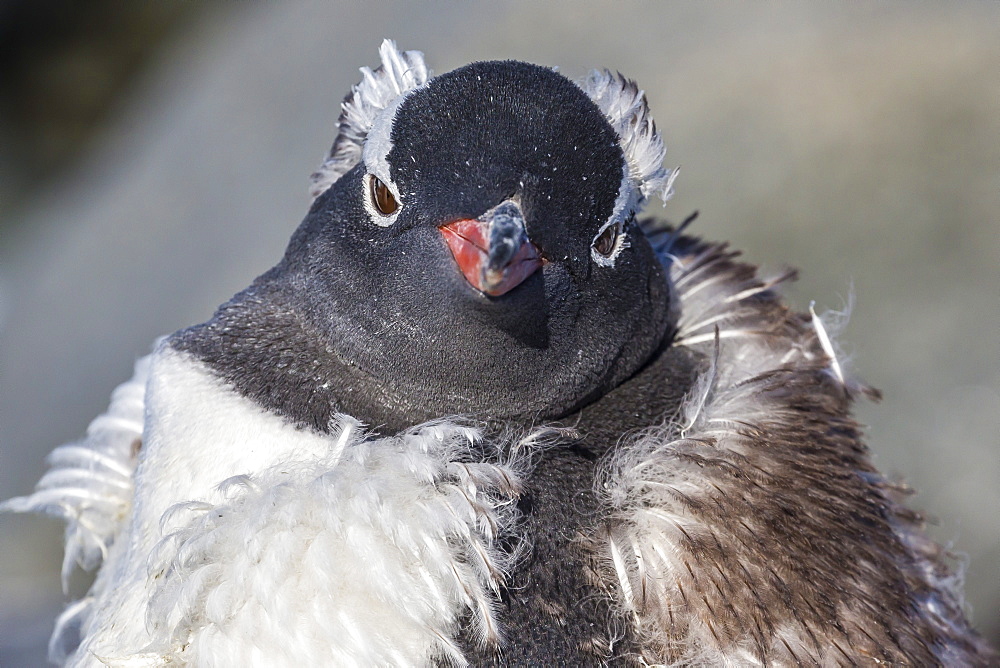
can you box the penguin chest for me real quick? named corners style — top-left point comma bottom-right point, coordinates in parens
top-left (134, 346), bottom-right (336, 545)
top-left (73, 346), bottom-right (520, 667)
top-left (68, 348), bottom-right (338, 665)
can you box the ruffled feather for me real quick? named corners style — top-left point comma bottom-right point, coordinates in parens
top-left (596, 232), bottom-right (992, 665)
top-left (1, 355), bottom-right (148, 589)
top-left (309, 39), bottom-right (429, 198)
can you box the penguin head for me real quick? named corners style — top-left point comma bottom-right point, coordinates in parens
top-left (235, 43), bottom-right (679, 430)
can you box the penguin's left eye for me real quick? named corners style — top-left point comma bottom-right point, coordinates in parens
top-left (369, 175), bottom-right (399, 215)
top-left (592, 224), bottom-right (619, 258)
top-left (591, 212), bottom-right (635, 266)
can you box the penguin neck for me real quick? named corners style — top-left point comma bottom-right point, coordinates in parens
top-left (171, 279), bottom-right (683, 436)
top-left (456, 342), bottom-right (700, 664)
top-left (559, 340), bottom-right (700, 454)
top-left (170, 288), bottom-right (403, 433)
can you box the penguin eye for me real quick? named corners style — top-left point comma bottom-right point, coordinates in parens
top-left (593, 225), bottom-right (618, 257)
top-left (369, 175), bottom-right (399, 216)
top-left (591, 216), bottom-right (631, 267)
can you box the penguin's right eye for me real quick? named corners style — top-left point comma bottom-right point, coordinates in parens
top-left (369, 175), bottom-right (399, 216)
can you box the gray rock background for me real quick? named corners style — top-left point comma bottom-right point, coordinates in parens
top-left (1, 2), bottom-right (997, 664)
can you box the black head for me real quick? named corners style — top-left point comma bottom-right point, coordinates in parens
top-left (176, 55), bottom-right (675, 433)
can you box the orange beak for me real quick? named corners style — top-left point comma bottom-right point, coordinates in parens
top-left (438, 206), bottom-right (544, 297)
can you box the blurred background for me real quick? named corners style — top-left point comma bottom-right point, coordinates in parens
top-left (1, 2), bottom-right (997, 664)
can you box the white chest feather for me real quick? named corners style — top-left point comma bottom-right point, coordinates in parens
top-left (132, 348), bottom-right (336, 552)
top-left (65, 348), bottom-right (519, 667)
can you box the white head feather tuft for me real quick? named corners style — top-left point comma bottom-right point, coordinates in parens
top-left (578, 69), bottom-right (676, 209)
top-left (310, 39), bottom-right (430, 198)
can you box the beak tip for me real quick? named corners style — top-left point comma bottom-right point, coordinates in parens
top-left (482, 267), bottom-right (503, 286)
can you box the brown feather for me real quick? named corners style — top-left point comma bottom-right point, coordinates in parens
top-left (596, 229), bottom-right (997, 665)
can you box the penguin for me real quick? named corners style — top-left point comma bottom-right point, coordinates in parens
top-left (3, 40), bottom-right (996, 667)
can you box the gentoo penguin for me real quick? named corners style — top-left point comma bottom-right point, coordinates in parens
top-left (4, 40), bottom-right (996, 667)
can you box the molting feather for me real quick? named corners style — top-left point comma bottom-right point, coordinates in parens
top-left (73, 415), bottom-right (529, 667)
top-left (310, 39), bottom-right (430, 198)
top-left (578, 69), bottom-right (677, 210)
top-left (0, 356), bottom-right (148, 588)
top-left (596, 234), bottom-right (992, 666)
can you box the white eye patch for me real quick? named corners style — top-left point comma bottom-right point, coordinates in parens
top-left (360, 96), bottom-right (408, 227)
top-left (577, 69), bottom-right (678, 268)
top-left (591, 217), bottom-right (630, 267)
top-left (363, 172), bottom-right (402, 227)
